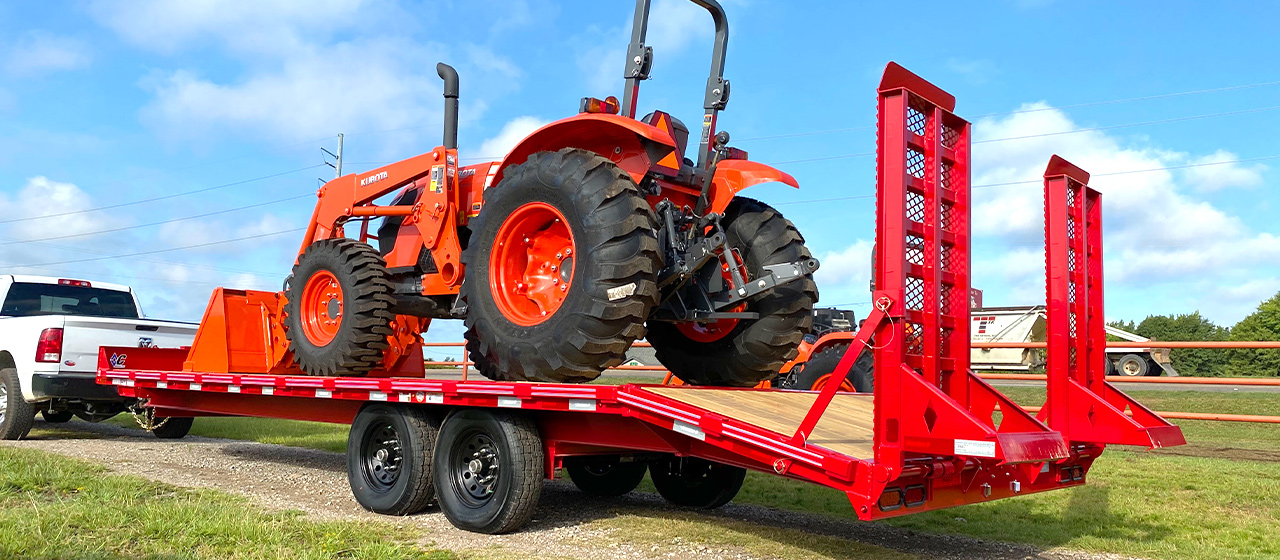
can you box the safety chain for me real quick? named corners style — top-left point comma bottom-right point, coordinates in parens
top-left (127, 401), bottom-right (170, 432)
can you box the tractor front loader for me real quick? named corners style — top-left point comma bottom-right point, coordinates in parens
top-left (181, 0), bottom-right (820, 387)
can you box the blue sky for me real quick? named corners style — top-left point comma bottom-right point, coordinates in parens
top-left (2, 0), bottom-right (1278, 359)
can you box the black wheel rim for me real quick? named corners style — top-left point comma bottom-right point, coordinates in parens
top-left (451, 429), bottom-right (500, 505)
top-left (361, 422), bottom-right (404, 492)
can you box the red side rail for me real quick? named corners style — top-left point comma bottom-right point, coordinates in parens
top-left (1040, 156), bottom-right (1184, 448)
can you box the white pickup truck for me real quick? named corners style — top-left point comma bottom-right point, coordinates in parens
top-left (0, 275), bottom-right (197, 439)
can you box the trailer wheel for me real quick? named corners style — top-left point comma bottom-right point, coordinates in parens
top-left (462, 148), bottom-right (661, 383)
top-left (1115, 354), bottom-right (1149, 377)
top-left (782, 342), bottom-right (874, 393)
top-left (564, 456), bottom-right (647, 497)
top-left (151, 417), bottom-right (193, 439)
top-left (0, 368), bottom-right (34, 440)
top-left (347, 404), bottom-right (440, 516)
top-left (284, 239), bottom-right (396, 377)
top-left (41, 409), bottom-right (73, 423)
top-left (647, 198), bottom-right (817, 386)
top-left (434, 409), bottom-right (544, 534)
top-left (650, 456), bottom-right (745, 509)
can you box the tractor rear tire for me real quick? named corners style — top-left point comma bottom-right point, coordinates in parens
top-left (646, 198), bottom-right (818, 386)
top-left (783, 342), bottom-right (874, 393)
top-left (462, 148), bottom-right (661, 383)
top-left (284, 239), bottom-right (396, 377)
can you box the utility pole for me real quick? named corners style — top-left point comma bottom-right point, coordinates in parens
top-left (322, 133), bottom-right (345, 179)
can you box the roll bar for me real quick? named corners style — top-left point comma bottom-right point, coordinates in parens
top-left (437, 63), bottom-right (460, 151)
top-left (621, 0), bottom-right (730, 169)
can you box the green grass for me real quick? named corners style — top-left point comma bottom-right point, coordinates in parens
top-left (0, 446), bottom-right (455, 560)
top-left (100, 387), bottom-right (1280, 559)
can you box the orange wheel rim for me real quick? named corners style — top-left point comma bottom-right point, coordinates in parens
top-left (490, 202), bottom-right (576, 326)
top-left (300, 270), bottom-right (342, 346)
top-left (812, 374), bottom-right (856, 392)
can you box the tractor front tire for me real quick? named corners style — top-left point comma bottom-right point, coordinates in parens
top-left (782, 342), bottom-right (874, 393)
top-left (647, 198), bottom-right (818, 386)
top-left (284, 239), bottom-right (396, 377)
top-left (462, 148), bottom-right (661, 383)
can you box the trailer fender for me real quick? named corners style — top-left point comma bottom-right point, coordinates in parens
top-left (706, 160), bottom-right (799, 215)
top-left (494, 113), bottom-right (678, 186)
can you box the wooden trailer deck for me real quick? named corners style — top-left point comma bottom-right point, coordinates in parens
top-left (646, 387), bottom-right (875, 460)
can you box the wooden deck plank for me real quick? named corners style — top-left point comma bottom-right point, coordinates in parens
top-left (644, 387), bottom-right (875, 460)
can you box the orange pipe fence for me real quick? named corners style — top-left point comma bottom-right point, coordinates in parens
top-left (972, 341), bottom-right (1280, 349)
top-left (978, 373), bottom-right (1280, 386)
top-left (1015, 405), bottom-right (1280, 424)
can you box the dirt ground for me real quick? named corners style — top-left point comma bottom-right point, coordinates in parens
top-left (2, 420), bottom-right (1136, 560)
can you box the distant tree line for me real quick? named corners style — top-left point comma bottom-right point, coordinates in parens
top-left (1108, 291), bottom-right (1280, 377)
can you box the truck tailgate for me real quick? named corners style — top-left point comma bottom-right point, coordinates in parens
top-left (60, 317), bottom-right (197, 374)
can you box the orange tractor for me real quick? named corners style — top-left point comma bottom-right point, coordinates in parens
top-left (188, 0), bottom-right (818, 386)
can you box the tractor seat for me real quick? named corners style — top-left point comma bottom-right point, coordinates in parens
top-left (641, 112), bottom-right (690, 166)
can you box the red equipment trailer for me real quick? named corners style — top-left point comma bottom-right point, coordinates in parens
top-left (96, 63), bottom-right (1183, 535)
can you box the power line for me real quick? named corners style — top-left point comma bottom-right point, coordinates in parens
top-left (736, 77), bottom-right (1280, 143)
top-left (0, 165), bottom-right (323, 225)
top-left (3, 228), bottom-right (304, 269)
top-left (3, 193), bottom-right (313, 244)
top-left (774, 153), bottom-right (1280, 205)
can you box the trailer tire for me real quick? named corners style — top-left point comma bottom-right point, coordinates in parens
top-left (151, 417), bottom-right (193, 439)
top-left (783, 342), bottom-right (874, 392)
top-left (434, 409), bottom-right (544, 534)
top-left (1115, 354), bottom-right (1149, 377)
top-left (284, 239), bottom-right (396, 377)
top-left (650, 456), bottom-right (745, 509)
top-left (647, 198), bottom-right (818, 386)
top-left (462, 148), bottom-right (661, 383)
top-left (348, 404), bottom-right (440, 516)
top-left (0, 368), bottom-right (34, 440)
top-left (41, 410), bottom-right (73, 423)
top-left (564, 457), bottom-right (647, 497)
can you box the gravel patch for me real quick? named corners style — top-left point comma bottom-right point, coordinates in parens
top-left (2, 419), bottom-right (1135, 560)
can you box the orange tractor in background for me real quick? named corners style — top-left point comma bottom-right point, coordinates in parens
top-left (184, 0), bottom-right (819, 386)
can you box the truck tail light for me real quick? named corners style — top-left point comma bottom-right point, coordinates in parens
top-left (58, 279), bottom-right (91, 287)
top-left (35, 328), bottom-right (63, 363)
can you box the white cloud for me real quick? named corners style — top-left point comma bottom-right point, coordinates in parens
top-left (4, 32), bottom-right (91, 76)
top-left (968, 102), bottom-right (1280, 296)
top-left (139, 38), bottom-right (449, 146)
top-left (575, 0), bottom-right (715, 97)
top-left (1182, 149), bottom-right (1266, 191)
top-left (87, 0), bottom-right (370, 55)
top-left (478, 116), bottom-right (548, 158)
top-left (0, 177), bottom-right (111, 241)
top-left (813, 240), bottom-right (873, 306)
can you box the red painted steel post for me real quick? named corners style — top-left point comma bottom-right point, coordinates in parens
top-left (1043, 161), bottom-right (1074, 437)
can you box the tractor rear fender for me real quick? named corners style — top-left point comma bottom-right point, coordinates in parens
top-left (781, 331), bottom-right (860, 374)
top-left (705, 159), bottom-right (799, 215)
top-left (493, 113), bottom-right (678, 186)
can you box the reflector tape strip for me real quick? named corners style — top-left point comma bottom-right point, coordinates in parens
top-left (156, 381), bottom-right (167, 389)
top-left (262, 387), bottom-right (274, 396)
top-left (569, 399), bottom-right (596, 411)
top-left (498, 397), bottom-right (522, 409)
top-left (370, 391), bottom-right (388, 401)
top-left (954, 439), bottom-right (997, 458)
top-left (316, 389), bottom-right (332, 399)
top-left (228, 385), bottom-right (240, 394)
top-left (673, 420), bottom-right (706, 441)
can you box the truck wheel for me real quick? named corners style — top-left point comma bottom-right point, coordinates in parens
top-left (462, 148), bottom-right (661, 383)
top-left (433, 409), bottom-right (544, 534)
top-left (650, 456), bottom-right (745, 509)
top-left (0, 368), bottom-right (34, 440)
top-left (152, 417), bottom-right (194, 439)
top-left (41, 409), bottom-right (73, 423)
top-left (347, 404), bottom-right (439, 516)
top-left (564, 456), bottom-right (647, 497)
top-left (647, 198), bottom-right (818, 386)
top-left (783, 342), bottom-right (874, 393)
top-left (1115, 354), bottom-right (1149, 377)
top-left (284, 239), bottom-right (396, 377)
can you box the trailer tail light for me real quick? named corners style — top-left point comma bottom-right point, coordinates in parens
top-left (58, 279), bottom-right (91, 287)
top-left (35, 328), bottom-right (64, 363)
top-left (579, 96), bottom-right (620, 115)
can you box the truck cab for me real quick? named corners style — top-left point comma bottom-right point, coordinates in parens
top-left (0, 275), bottom-right (197, 438)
